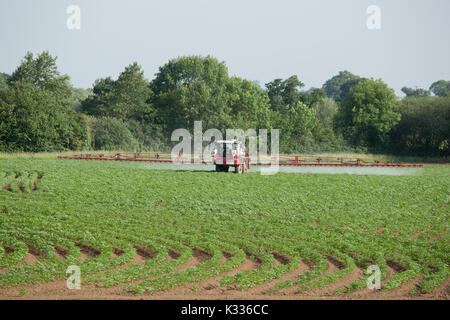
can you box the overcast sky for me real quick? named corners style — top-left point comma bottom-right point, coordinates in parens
top-left (1, 0), bottom-right (449, 95)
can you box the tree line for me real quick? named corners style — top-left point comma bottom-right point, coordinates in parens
top-left (0, 51), bottom-right (449, 156)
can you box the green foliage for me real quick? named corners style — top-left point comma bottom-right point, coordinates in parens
top-left (89, 116), bottom-right (138, 151)
top-left (80, 77), bottom-right (115, 116)
top-left (271, 101), bottom-right (317, 153)
top-left (226, 77), bottom-right (271, 130)
top-left (264, 77), bottom-right (336, 152)
top-left (401, 87), bottom-right (430, 98)
top-left (0, 160), bottom-right (448, 295)
top-left (18, 287), bottom-right (27, 296)
top-left (8, 51), bottom-right (72, 107)
top-left (299, 88), bottom-right (326, 107)
top-left (336, 78), bottom-right (401, 150)
top-left (0, 73), bottom-right (8, 91)
top-left (313, 97), bottom-right (338, 128)
top-left (390, 97), bottom-right (450, 156)
top-left (150, 56), bottom-right (273, 148)
top-left (0, 82), bottom-right (89, 152)
top-left (124, 119), bottom-right (166, 151)
top-left (0, 52), bottom-right (89, 152)
top-left (80, 62), bottom-right (158, 150)
top-left (0, 73), bottom-right (9, 81)
top-left (265, 75), bottom-right (305, 112)
top-left (82, 62), bottom-right (154, 122)
top-left (322, 71), bottom-right (362, 102)
top-left (0, 51), bottom-right (448, 157)
top-left (429, 80), bottom-right (450, 97)
top-left (151, 55), bottom-right (231, 134)
top-left (332, 287), bottom-right (344, 295)
top-left (71, 87), bottom-right (91, 111)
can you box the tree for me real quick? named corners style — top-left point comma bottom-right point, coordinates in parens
top-left (0, 73), bottom-right (9, 90)
top-left (265, 79), bottom-right (284, 112)
top-left (339, 77), bottom-right (365, 102)
top-left (151, 55), bottom-right (231, 134)
top-left (336, 78), bottom-right (400, 149)
top-left (299, 87), bottom-right (326, 107)
top-left (0, 82), bottom-right (56, 151)
top-left (81, 62), bottom-right (153, 122)
top-left (322, 71), bottom-right (361, 102)
top-left (89, 116), bottom-right (138, 151)
top-left (271, 101), bottom-right (317, 153)
top-left (312, 97), bottom-right (338, 128)
top-left (401, 86), bottom-right (430, 98)
top-left (111, 62), bottom-right (154, 122)
top-left (390, 97), bottom-right (449, 156)
top-left (81, 77), bottom-right (116, 116)
top-left (0, 51), bottom-right (89, 152)
top-left (71, 87), bottom-right (91, 111)
top-left (0, 73), bottom-right (9, 81)
top-left (226, 76), bottom-right (271, 130)
top-left (281, 75), bottom-right (305, 106)
top-left (8, 51), bottom-right (72, 107)
top-left (80, 62), bottom-right (157, 149)
top-left (265, 77), bottom-right (337, 152)
top-left (429, 80), bottom-right (450, 97)
top-left (265, 75), bottom-right (305, 112)
top-left (0, 82), bottom-right (88, 151)
top-left (0, 74), bottom-right (6, 91)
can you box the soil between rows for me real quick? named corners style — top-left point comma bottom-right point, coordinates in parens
top-left (0, 245), bottom-right (448, 300)
top-left (0, 278), bottom-right (448, 300)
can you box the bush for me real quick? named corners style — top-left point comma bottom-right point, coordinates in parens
top-left (390, 97), bottom-right (450, 156)
top-left (0, 82), bottom-right (89, 152)
top-left (89, 116), bottom-right (139, 151)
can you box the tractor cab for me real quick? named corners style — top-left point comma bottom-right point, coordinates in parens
top-left (212, 140), bottom-right (249, 173)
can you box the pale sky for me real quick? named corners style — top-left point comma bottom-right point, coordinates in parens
top-left (1, 0), bottom-right (449, 95)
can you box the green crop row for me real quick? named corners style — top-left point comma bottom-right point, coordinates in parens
top-left (0, 159), bottom-right (447, 297)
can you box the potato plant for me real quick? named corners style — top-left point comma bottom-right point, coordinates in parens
top-left (0, 159), bottom-right (448, 296)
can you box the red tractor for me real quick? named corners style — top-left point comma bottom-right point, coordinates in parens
top-left (212, 140), bottom-right (250, 173)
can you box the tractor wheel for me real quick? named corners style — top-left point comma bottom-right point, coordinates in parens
top-left (235, 164), bottom-right (243, 174)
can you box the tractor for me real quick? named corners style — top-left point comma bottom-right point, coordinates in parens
top-left (212, 140), bottom-right (250, 173)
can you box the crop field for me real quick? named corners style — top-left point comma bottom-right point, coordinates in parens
top-left (0, 158), bottom-right (448, 299)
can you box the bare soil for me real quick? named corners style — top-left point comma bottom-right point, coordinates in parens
top-left (73, 242), bottom-right (101, 262)
top-left (2, 174), bottom-right (19, 192)
top-left (1, 277), bottom-right (447, 300)
top-left (0, 248), bottom-right (448, 300)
